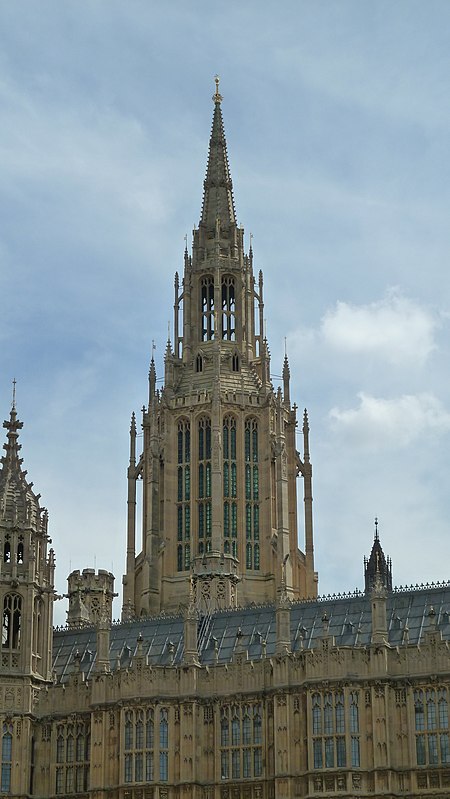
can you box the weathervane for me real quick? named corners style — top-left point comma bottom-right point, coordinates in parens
top-left (213, 74), bottom-right (222, 104)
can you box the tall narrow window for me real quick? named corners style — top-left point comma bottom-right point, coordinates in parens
top-left (223, 416), bottom-right (238, 558)
top-left (2, 593), bottom-right (21, 650)
top-left (201, 276), bottom-right (214, 341)
top-left (245, 419), bottom-right (260, 570)
top-left (198, 417), bottom-right (212, 554)
top-left (415, 687), bottom-right (449, 766)
top-left (176, 420), bottom-right (191, 571)
top-left (159, 709), bottom-right (169, 782)
top-left (222, 276), bottom-right (236, 340)
top-left (1, 724), bottom-right (12, 794)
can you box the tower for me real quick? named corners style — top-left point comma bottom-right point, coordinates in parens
top-left (0, 398), bottom-right (55, 796)
top-left (122, 80), bottom-right (317, 617)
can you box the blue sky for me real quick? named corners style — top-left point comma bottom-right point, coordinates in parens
top-left (1, 1), bottom-right (450, 624)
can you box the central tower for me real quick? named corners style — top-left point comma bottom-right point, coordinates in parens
top-left (122, 81), bottom-right (317, 617)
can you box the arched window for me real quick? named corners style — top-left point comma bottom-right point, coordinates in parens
top-left (232, 352), bottom-right (239, 372)
top-left (201, 276), bottom-right (214, 341)
top-left (3, 536), bottom-right (11, 563)
top-left (2, 594), bottom-right (22, 650)
top-left (176, 419), bottom-right (191, 571)
top-left (198, 417), bottom-right (212, 554)
top-left (222, 276), bottom-right (236, 340)
top-left (17, 537), bottom-right (24, 564)
top-left (1, 723), bottom-right (12, 794)
top-left (196, 353), bottom-right (203, 372)
top-left (223, 416), bottom-right (238, 558)
top-left (245, 419), bottom-right (260, 570)
top-left (159, 709), bottom-right (169, 782)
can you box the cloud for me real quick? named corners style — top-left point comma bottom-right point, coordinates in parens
top-left (329, 392), bottom-right (450, 450)
top-left (321, 292), bottom-right (437, 366)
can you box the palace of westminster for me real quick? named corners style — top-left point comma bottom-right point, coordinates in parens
top-left (1, 81), bottom-right (450, 799)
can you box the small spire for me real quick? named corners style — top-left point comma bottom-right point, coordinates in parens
top-left (149, 351), bottom-right (157, 402)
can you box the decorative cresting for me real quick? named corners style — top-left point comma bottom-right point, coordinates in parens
top-left (122, 81), bottom-right (317, 618)
top-left (0, 401), bottom-right (55, 682)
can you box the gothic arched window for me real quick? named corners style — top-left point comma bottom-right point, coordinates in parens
top-left (198, 417), bottom-right (212, 554)
top-left (2, 593), bottom-right (22, 650)
top-left (1, 723), bottom-right (13, 794)
top-left (176, 419), bottom-right (191, 572)
top-left (245, 419), bottom-right (260, 570)
top-left (223, 416), bottom-right (237, 558)
top-left (222, 276), bottom-right (236, 340)
top-left (201, 276), bottom-right (214, 341)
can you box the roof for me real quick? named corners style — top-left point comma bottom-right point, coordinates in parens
top-left (52, 584), bottom-right (450, 683)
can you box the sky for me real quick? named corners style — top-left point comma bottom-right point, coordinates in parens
top-left (1, 1), bottom-right (450, 625)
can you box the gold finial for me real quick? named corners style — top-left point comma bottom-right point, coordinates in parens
top-left (213, 74), bottom-right (222, 104)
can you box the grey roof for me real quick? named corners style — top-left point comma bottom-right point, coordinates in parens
top-left (52, 584), bottom-right (450, 683)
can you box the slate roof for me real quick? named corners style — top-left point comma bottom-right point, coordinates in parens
top-left (52, 584), bottom-right (450, 683)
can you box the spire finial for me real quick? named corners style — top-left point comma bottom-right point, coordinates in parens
top-left (12, 378), bottom-right (16, 411)
top-left (374, 517), bottom-right (379, 541)
top-left (213, 74), bottom-right (222, 104)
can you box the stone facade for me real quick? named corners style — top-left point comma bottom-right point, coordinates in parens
top-left (1, 83), bottom-right (450, 798)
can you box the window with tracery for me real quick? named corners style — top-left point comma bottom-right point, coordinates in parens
top-left (201, 276), bottom-right (214, 341)
top-left (123, 707), bottom-right (168, 784)
top-left (222, 276), bottom-right (236, 340)
top-left (245, 419), bottom-right (260, 570)
top-left (2, 593), bottom-right (21, 650)
top-left (1, 723), bottom-right (12, 793)
top-left (414, 687), bottom-right (449, 766)
top-left (198, 417), bottom-right (212, 554)
top-left (223, 416), bottom-right (237, 558)
top-left (55, 720), bottom-right (90, 795)
top-left (220, 704), bottom-right (263, 780)
top-left (176, 419), bottom-right (191, 571)
top-left (311, 690), bottom-right (360, 769)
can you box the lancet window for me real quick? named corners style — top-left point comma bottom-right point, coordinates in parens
top-left (223, 416), bottom-right (237, 558)
top-left (2, 593), bottom-right (22, 650)
top-left (198, 417), bottom-right (212, 554)
top-left (245, 418), bottom-right (260, 570)
top-left (201, 276), bottom-right (214, 341)
top-left (3, 535), bottom-right (11, 563)
top-left (311, 690), bottom-right (360, 770)
top-left (222, 276), bottom-right (236, 340)
top-left (1, 723), bottom-right (12, 794)
top-left (124, 707), bottom-right (168, 784)
top-left (176, 419), bottom-right (191, 571)
top-left (55, 719), bottom-right (90, 795)
top-left (414, 687), bottom-right (449, 766)
top-left (220, 703), bottom-right (263, 780)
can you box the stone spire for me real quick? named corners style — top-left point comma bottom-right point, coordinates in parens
top-left (0, 405), bottom-right (39, 526)
top-left (364, 518), bottom-right (392, 594)
top-left (200, 76), bottom-right (236, 230)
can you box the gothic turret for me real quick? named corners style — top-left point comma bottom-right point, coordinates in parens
top-left (0, 395), bottom-right (55, 714)
top-left (122, 81), bottom-right (317, 617)
top-left (364, 518), bottom-right (392, 594)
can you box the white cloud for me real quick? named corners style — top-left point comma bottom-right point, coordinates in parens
top-left (321, 292), bottom-right (436, 366)
top-left (329, 392), bottom-right (450, 450)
